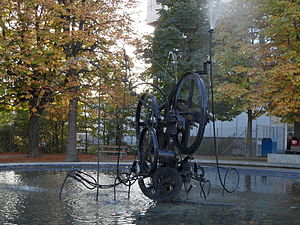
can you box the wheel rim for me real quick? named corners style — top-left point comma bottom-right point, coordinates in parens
top-left (170, 73), bottom-right (208, 155)
top-left (138, 127), bottom-right (159, 175)
top-left (138, 167), bottom-right (182, 202)
top-left (136, 93), bottom-right (160, 141)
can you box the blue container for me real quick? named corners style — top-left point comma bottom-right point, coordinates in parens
top-left (262, 138), bottom-right (277, 156)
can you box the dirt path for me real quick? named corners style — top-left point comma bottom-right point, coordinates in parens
top-left (0, 153), bottom-right (135, 163)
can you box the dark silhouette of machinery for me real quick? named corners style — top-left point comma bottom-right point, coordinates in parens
top-left (132, 70), bottom-right (210, 201)
top-left (59, 70), bottom-right (212, 203)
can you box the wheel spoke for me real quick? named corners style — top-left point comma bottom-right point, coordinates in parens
top-left (180, 110), bottom-right (203, 124)
top-left (168, 73), bottom-right (208, 155)
top-left (138, 128), bottom-right (158, 175)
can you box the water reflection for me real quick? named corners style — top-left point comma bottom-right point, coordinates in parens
top-left (0, 168), bottom-right (299, 224)
top-left (244, 174), bottom-right (251, 192)
top-left (0, 171), bottom-right (21, 184)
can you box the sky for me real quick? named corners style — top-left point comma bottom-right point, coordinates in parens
top-left (124, 1), bottom-right (153, 58)
top-left (134, 0), bottom-right (233, 34)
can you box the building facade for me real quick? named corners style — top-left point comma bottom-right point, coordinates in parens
top-left (147, 0), bottom-right (160, 25)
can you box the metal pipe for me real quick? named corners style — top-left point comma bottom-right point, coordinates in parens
top-left (96, 74), bottom-right (101, 201)
top-left (208, 29), bottom-right (217, 154)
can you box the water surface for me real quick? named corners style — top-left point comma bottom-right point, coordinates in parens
top-left (0, 167), bottom-right (299, 224)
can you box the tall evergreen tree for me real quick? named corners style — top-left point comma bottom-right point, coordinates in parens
top-left (145, 0), bottom-right (210, 94)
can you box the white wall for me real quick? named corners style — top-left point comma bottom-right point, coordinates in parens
top-left (203, 113), bottom-right (287, 153)
top-left (147, 0), bottom-right (160, 25)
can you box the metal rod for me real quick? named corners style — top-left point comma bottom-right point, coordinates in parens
top-left (96, 74), bottom-right (101, 201)
top-left (208, 29), bottom-right (217, 155)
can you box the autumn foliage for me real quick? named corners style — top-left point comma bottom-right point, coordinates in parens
top-left (212, 0), bottom-right (300, 157)
top-left (257, 0), bottom-right (300, 122)
top-left (0, 0), bottom-right (137, 157)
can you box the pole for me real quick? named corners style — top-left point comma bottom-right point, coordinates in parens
top-left (96, 74), bottom-right (101, 201)
top-left (284, 123), bottom-right (288, 152)
top-left (208, 29), bottom-right (218, 155)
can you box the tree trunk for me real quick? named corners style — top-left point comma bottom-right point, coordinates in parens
top-left (84, 105), bottom-right (88, 154)
top-left (54, 122), bottom-right (59, 152)
top-left (116, 125), bottom-right (122, 146)
top-left (246, 109), bottom-right (253, 159)
top-left (61, 121), bottom-right (65, 152)
top-left (115, 115), bottom-right (122, 146)
top-left (66, 97), bottom-right (79, 161)
top-left (28, 114), bottom-right (40, 157)
top-left (294, 121), bottom-right (300, 138)
top-left (103, 119), bottom-right (106, 145)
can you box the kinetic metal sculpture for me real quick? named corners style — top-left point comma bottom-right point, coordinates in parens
top-left (132, 69), bottom-right (210, 201)
top-left (59, 69), bottom-right (213, 203)
top-left (60, 31), bottom-right (238, 202)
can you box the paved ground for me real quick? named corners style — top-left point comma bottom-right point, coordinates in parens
top-left (194, 158), bottom-right (300, 170)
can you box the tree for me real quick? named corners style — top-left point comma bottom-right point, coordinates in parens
top-left (0, 0), bottom-right (137, 160)
top-left (52, 0), bottom-right (137, 161)
top-left (0, 109), bottom-right (29, 152)
top-left (144, 0), bottom-right (209, 94)
top-left (41, 95), bottom-right (70, 152)
top-left (213, 0), bottom-right (264, 158)
top-left (97, 66), bottom-right (136, 146)
top-left (257, 0), bottom-right (300, 128)
top-left (0, 0), bottom-right (68, 156)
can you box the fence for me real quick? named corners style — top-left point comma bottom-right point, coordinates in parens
top-left (196, 123), bottom-right (286, 157)
top-left (75, 123), bottom-right (286, 157)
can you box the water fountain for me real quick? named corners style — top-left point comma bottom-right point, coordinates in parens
top-left (208, 0), bottom-right (230, 30)
top-left (58, 0), bottom-right (240, 204)
top-left (1, 2), bottom-right (300, 224)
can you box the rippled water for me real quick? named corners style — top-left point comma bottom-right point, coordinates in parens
top-left (0, 167), bottom-right (300, 225)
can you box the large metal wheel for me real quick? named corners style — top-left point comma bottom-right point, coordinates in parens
top-left (152, 167), bottom-right (182, 201)
top-left (135, 93), bottom-right (161, 142)
top-left (139, 167), bottom-right (182, 202)
top-left (138, 176), bottom-right (155, 200)
top-left (138, 127), bottom-right (159, 176)
top-left (169, 72), bottom-right (208, 155)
